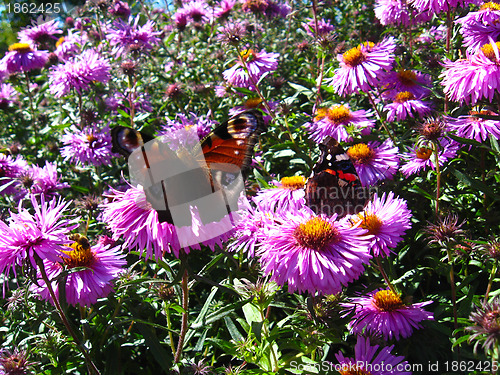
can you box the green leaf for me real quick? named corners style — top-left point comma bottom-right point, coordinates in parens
top-left (136, 324), bottom-right (173, 371)
top-left (117, 109), bottom-right (130, 118)
top-left (450, 167), bottom-right (500, 200)
top-left (251, 321), bottom-right (263, 343)
top-left (224, 316), bottom-right (244, 341)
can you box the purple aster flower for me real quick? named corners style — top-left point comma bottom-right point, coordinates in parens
top-left (217, 22), bottom-right (248, 45)
top-left (448, 109), bottom-right (500, 142)
top-left (105, 90), bottom-right (153, 114)
top-left (441, 42), bottom-right (500, 105)
top-left (347, 192), bottom-right (412, 257)
top-left (416, 24), bottom-right (447, 43)
top-left (253, 176), bottom-right (306, 212)
top-left (259, 210), bottom-right (372, 295)
top-left (106, 16), bottom-right (161, 56)
top-left (264, 1), bottom-right (291, 18)
top-left (343, 289), bottom-right (433, 340)
top-left (156, 111), bottom-right (216, 146)
top-left (1, 43), bottom-right (49, 74)
top-left (0, 153), bottom-right (27, 195)
top-left (215, 0), bottom-right (236, 18)
top-left (346, 139), bottom-right (400, 186)
top-left (109, 0), bottom-right (131, 18)
top-left (0, 194), bottom-right (79, 278)
top-left (384, 91), bottom-right (433, 122)
top-left (173, 9), bottom-right (190, 31)
top-left (54, 31), bottom-right (86, 61)
top-left (409, 0), bottom-right (481, 14)
top-left (223, 49), bottom-right (279, 90)
top-left (17, 161), bottom-right (70, 199)
top-left (303, 18), bottom-right (335, 37)
top-left (0, 83), bottom-right (19, 110)
top-left (18, 18), bottom-right (62, 48)
top-left (334, 336), bottom-right (411, 375)
top-left (329, 37), bottom-right (396, 96)
top-left (61, 123), bottom-right (115, 167)
top-left (228, 201), bottom-right (275, 257)
top-left (181, 0), bottom-right (213, 24)
top-left (382, 69), bottom-right (432, 98)
top-left (375, 0), bottom-right (432, 26)
top-left (306, 104), bottom-right (375, 143)
top-left (456, 3), bottom-right (500, 53)
top-left (30, 238), bottom-right (126, 307)
top-left (48, 49), bottom-right (110, 98)
top-left (101, 185), bottom-right (181, 260)
top-left (400, 138), bottom-right (460, 177)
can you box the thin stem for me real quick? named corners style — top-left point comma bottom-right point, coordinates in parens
top-left (128, 75), bottom-right (137, 128)
top-left (313, 53), bottom-right (326, 112)
top-left (366, 91), bottom-right (395, 142)
top-left (165, 303), bottom-right (177, 357)
top-left (174, 269), bottom-right (189, 363)
top-left (446, 248), bottom-right (459, 333)
top-left (445, 8), bottom-right (453, 54)
top-left (24, 72), bottom-right (37, 139)
top-left (433, 141), bottom-right (441, 216)
top-left (376, 257), bottom-right (396, 295)
top-left (36, 257), bottom-right (100, 375)
top-left (484, 260), bottom-right (498, 303)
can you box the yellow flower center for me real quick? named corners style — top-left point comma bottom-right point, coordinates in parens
top-left (339, 366), bottom-right (372, 375)
top-left (397, 69), bottom-right (417, 86)
top-left (326, 105), bottom-right (351, 124)
top-left (354, 212), bottom-right (383, 235)
top-left (481, 2), bottom-right (500, 11)
top-left (281, 176), bottom-right (306, 190)
top-left (394, 91), bottom-right (415, 103)
top-left (8, 42), bottom-right (32, 53)
top-left (372, 290), bottom-right (405, 311)
top-left (416, 147), bottom-right (432, 160)
top-left (62, 238), bottom-right (96, 268)
top-left (240, 48), bottom-right (256, 62)
top-left (342, 46), bottom-right (366, 67)
top-left (314, 107), bottom-right (328, 122)
top-left (347, 143), bottom-right (375, 165)
top-left (245, 97), bottom-right (263, 108)
top-left (56, 37), bottom-right (65, 48)
top-left (86, 134), bottom-right (98, 144)
top-left (293, 217), bottom-right (339, 250)
top-left (481, 42), bottom-right (500, 62)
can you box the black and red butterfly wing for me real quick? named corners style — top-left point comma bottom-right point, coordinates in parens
top-left (305, 137), bottom-right (368, 218)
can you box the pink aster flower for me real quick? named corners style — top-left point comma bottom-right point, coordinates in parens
top-left (440, 42), bottom-right (500, 106)
top-left (329, 37), bottom-right (396, 96)
top-left (215, 0), bottom-right (236, 18)
top-left (0, 194), bottom-right (79, 278)
top-left (61, 123), bottom-right (115, 167)
top-left (346, 139), bottom-right (400, 186)
top-left (448, 109), bottom-right (500, 142)
top-left (228, 201), bottom-right (275, 257)
top-left (48, 49), bottom-right (110, 98)
top-left (375, 0), bottom-right (432, 26)
top-left (156, 111), bottom-right (216, 144)
top-left (182, 0), bottom-right (213, 24)
top-left (253, 176), bottom-right (306, 213)
top-left (54, 31), bottom-right (86, 61)
top-left (0, 83), bottom-right (19, 110)
top-left (409, 0), bottom-right (481, 14)
top-left (18, 18), bottom-right (62, 48)
top-left (106, 16), bottom-right (161, 56)
top-left (17, 161), bottom-right (69, 200)
top-left (30, 239), bottom-right (126, 307)
top-left (0, 153), bottom-right (27, 195)
top-left (303, 18), bottom-right (335, 37)
top-left (105, 90), bottom-right (153, 114)
top-left (416, 24), bottom-right (447, 43)
top-left (264, 0), bottom-right (291, 18)
top-left (306, 104), bottom-right (375, 143)
top-left (456, 3), bottom-right (500, 53)
top-left (384, 91), bottom-right (433, 122)
top-left (259, 210), bottom-right (372, 295)
top-left (2, 43), bottom-right (49, 74)
top-left (343, 289), bottom-right (433, 340)
top-left (334, 336), bottom-right (411, 375)
top-left (223, 49), bottom-right (279, 90)
top-left (109, 0), bottom-right (131, 18)
top-left (400, 138), bottom-right (460, 177)
top-left (382, 69), bottom-right (432, 98)
top-left (347, 192), bottom-right (412, 257)
top-left (101, 185), bottom-right (180, 260)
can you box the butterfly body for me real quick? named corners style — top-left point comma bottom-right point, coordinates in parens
top-left (305, 137), bottom-right (368, 218)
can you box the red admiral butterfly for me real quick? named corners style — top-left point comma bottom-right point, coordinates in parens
top-left (111, 110), bottom-right (266, 226)
top-left (305, 136), bottom-right (369, 218)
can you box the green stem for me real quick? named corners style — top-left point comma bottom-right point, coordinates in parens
top-left (24, 72), bottom-right (37, 139)
top-left (36, 256), bottom-right (101, 375)
top-left (366, 91), bottom-right (395, 142)
top-left (174, 268), bottom-right (189, 363)
top-left (165, 303), bottom-right (177, 358)
top-left (376, 257), bottom-right (397, 295)
top-left (433, 141), bottom-right (441, 217)
top-left (484, 260), bottom-right (498, 303)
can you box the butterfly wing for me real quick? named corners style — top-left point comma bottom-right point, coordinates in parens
top-left (305, 137), bottom-right (368, 218)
